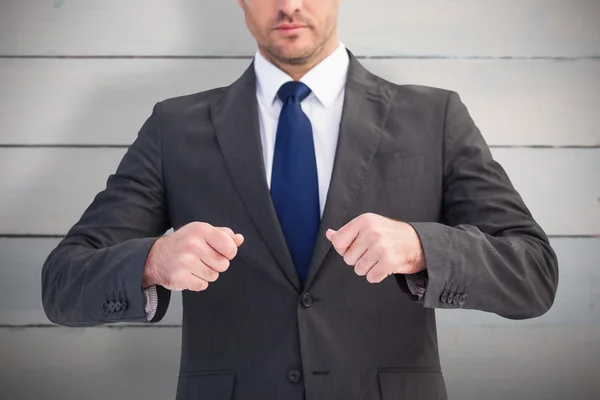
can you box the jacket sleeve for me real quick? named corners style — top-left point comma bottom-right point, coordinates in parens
top-left (41, 103), bottom-right (172, 327)
top-left (397, 91), bottom-right (559, 319)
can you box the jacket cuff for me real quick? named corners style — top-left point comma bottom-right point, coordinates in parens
top-left (408, 222), bottom-right (465, 309)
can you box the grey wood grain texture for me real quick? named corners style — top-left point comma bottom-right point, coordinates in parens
top-left (0, 236), bottom-right (597, 327)
top-left (0, 238), bottom-right (182, 326)
top-left (0, 1), bottom-right (597, 399)
top-left (1, 59), bottom-right (599, 146)
top-left (0, 0), bottom-right (598, 57)
top-left (0, 326), bottom-right (598, 400)
top-left (0, 147), bottom-right (598, 236)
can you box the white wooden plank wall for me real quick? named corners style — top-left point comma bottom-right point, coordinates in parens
top-left (0, 1), bottom-right (598, 399)
top-left (1, 0), bottom-right (599, 57)
top-left (2, 59), bottom-right (600, 146)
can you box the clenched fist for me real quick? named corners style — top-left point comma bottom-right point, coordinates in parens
top-left (326, 213), bottom-right (426, 283)
top-left (142, 222), bottom-right (244, 291)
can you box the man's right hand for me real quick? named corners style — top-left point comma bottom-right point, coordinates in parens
top-left (142, 222), bottom-right (244, 291)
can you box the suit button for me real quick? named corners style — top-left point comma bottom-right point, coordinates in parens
top-left (121, 301), bottom-right (128, 310)
top-left (287, 370), bottom-right (302, 383)
top-left (300, 293), bottom-right (314, 308)
top-left (440, 292), bottom-right (448, 303)
top-left (452, 294), bottom-right (460, 305)
top-left (102, 301), bottom-right (109, 314)
top-left (115, 301), bottom-right (122, 312)
top-left (447, 293), bottom-right (454, 304)
top-left (459, 294), bottom-right (468, 305)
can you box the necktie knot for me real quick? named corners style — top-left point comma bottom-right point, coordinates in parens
top-left (278, 81), bottom-right (311, 103)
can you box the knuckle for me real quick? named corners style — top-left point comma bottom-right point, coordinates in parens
top-left (354, 265), bottom-right (366, 276)
top-left (363, 213), bottom-right (376, 223)
top-left (192, 280), bottom-right (209, 291)
top-left (201, 278), bottom-right (209, 288)
top-left (378, 251), bottom-right (391, 266)
top-left (183, 238), bottom-right (199, 252)
top-left (354, 260), bottom-right (365, 274)
top-left (365, 230), bottom-right (376, 242)
top-left (369, 230), bottom-right (383, 242)
top-left (353, 261), bottom-right (363, 273)
top-left (367, 268), bottom-right (382, 283)
top-left (213, 234), bottom-right (236, 259)
top-left (205, 269), bottom-right (220, 283)
top-left (193, 221), bottom-right (211, 235)
top-left (343, 253), bottom-right (354, 266)
top-left (219, 258), bottom-right (231, 272)
top-left (187, 221), bottom-right (202, 231)
top-left (357, 254), bottom-right (371, 270)
top-left (205, 253), bottom-right (230, 272)
top-left (176, 253), bottom-right (194, 269)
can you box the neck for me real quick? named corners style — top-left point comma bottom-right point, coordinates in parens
top-left (259, 37), bottom-right (339, 81)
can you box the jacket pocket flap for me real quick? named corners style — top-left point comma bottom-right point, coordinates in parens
top-left (378, 368), bottom-right (446, 400)
top-left (176, 369), bottom-right (235, 400)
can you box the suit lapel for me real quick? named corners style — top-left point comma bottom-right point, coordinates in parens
top-left (211, 64), bottom-right (302, 292)
top-left (304, 52), bottom-right (395, 289)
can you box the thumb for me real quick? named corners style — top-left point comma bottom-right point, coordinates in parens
top-left (232, 233), bottom-right (244, 247)
top-left (326, 229), bottom-right (337, 241)
top-left (217, 227), bottom-right (244, 247)
top-left (216, 227), bottom-right (235, 236)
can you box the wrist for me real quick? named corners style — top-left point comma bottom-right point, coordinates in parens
top-left (407, 222), bottom-right (427, 274)
top-left (142, 238), bottom-right (162, 288)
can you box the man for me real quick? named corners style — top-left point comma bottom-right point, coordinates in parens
top-left (41, 0), bottom-right (559, 399)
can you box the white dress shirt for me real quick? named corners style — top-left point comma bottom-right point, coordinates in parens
top-left (144, 42), bottom-right (424, 320)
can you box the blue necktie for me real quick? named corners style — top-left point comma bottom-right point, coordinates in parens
top-left (270, 81), bottom-right (320, 285)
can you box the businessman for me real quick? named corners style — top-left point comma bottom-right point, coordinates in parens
top-left (41, 0), bottom-right (559, 399)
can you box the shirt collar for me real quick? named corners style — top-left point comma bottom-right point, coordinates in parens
top-left (254, 42), bottom-right (349, 108)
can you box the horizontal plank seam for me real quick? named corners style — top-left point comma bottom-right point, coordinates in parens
top-left (1, 145), bottom-right (599, 149)
top-left (0, 144), bottom-right (132, 149)
top-left (1, 234), bottom-right (598, 239)
top-left (0, 324), bottom-right (182, 329)
top-left (0, 234), bottom-right (66, 238)
top-left (1, 323), bottom-right (597, 329)
top-left (491, 145), bottom-right (600, 149)
top-left (0, 55), bottom-right (599, 60)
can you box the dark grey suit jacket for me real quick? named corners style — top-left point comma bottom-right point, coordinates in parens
top-left (42, 51), bottom-right (559, 400)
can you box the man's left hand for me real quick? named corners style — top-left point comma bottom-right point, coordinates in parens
top-left (325, 213), bottom-right (426, 283)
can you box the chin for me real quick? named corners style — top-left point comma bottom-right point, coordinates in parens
top-left (271, 43), bottom-right (316, 64)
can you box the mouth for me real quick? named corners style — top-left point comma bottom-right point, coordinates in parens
top-left (274, 24), bottom-right (307, 33)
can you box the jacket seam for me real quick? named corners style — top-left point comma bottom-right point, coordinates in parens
top-left (441, 90), bottom-right (453, 183)
top-left (156, 101), bottom-right (170, 228)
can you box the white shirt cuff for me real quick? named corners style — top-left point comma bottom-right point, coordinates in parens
top-left (143, 285), bottom-right (159, 321)
top-left (405, 274), bottom-right (426, 300)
